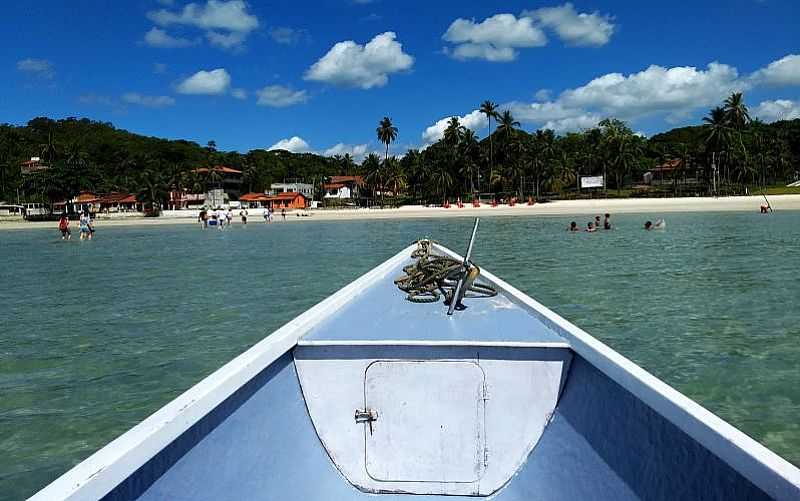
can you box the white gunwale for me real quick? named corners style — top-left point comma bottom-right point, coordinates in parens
top-left (296, 340), bottom-right (571, 349)
top-left (432, 242), bottom-right (800, 501)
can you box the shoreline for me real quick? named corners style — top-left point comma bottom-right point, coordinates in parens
top-left (1, 195), bottom-right (797, 231)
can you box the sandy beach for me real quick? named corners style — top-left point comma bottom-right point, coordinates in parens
top-left (1, 195), bottom-right (797, 231)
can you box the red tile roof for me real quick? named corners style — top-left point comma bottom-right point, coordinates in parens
top-left (329, 175), bottom-right (364, 186)
top-left (240, 192), bottom-right (270, 202)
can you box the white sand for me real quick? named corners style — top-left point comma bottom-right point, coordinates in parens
top-left (1, 195), bottom-right (796, 231)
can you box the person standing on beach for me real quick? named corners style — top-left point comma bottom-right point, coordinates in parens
top-left (216, 208), bottom-right (225, 229)
top-left (58, 215), bottom-right (71, 240)
top-left (240, 208), bottom-right (248, 225)
top-left (199, 209), bottom-right (208, 229)
top-left (226, 208), bottom-right (233, 227)
top-left (281, 208), bottom-right (286, 221)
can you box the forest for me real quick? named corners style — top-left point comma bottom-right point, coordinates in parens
top-left (1, 92), bottom-right (798, 207)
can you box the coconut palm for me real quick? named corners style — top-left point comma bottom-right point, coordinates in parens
top-left (443, 117), bottom-right (464, 147)
top-left (495, 110), bottom-right (520, 140)
top-left (704, 106), bottom-right (731, 188)
top-left (362, 153), bottom-right (382, 203)
top-left (376, 117), bottom-right (398, 162)
top-left (376, 117), bottom-right (398, 207)
top-left (480, 100), bottom-right (499, 191)
top-left (723, 92), bottom-right (751, 131)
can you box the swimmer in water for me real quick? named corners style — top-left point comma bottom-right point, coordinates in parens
top-left (603, 213), bottom-right (612, 230)
top-left (586, 222), bottom-right (597, 232)
top-left (568, 221), bottom-right (579, 232)
top-left (644, 219), bottom-right (665, 230)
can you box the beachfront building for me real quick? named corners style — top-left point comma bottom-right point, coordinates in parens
top-left (192, 166), bottom-right (243, 198)
top-left (55, 191), bottom-right (140, 215)
top-left (324, 175), bottom-right (364, 199)
top-left (20, 157), bottom-right (49, 175)
top-left (270, 182), bottom-right (313, 198)
top-left (643, 159), bottom-right (699, 186)
top-left (239, 192), bottom-right (308, 210)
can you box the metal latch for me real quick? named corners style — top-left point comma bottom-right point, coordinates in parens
top-left (355, 408), bottom-right (378, 435)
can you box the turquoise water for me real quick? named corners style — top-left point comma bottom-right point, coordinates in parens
top-left (1, 213), bottom-right (799, 500)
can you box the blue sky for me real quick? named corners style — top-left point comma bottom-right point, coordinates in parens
top-left (4, 1), bottom-right (800, 157)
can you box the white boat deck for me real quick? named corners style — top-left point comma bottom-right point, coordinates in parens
top-left (302, 256), bottom-right (566, 345)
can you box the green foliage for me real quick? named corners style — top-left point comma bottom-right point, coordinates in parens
top-left (0, 117), bottom-right (340, 204)
top-left (1, 92), bottom-right (798, 207)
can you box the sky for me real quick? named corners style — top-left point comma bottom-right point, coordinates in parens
top-left (3, 0), bottom-right (800, 158)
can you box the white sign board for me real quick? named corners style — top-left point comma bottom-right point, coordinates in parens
top-left (581, 176), bottom-right (604, 189)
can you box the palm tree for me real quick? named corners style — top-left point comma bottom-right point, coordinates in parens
top-left (39, 130), bottom-right (58, 166)
top-left (495, 110), bottom-right (520, 140)
top-left (460, 129), bottom-right (479, 194)
top-left (723, 92), bottom-right (751, 131)
top-left (383, 157), bottom-right (407, 202)
top-left (480, 101), bottom-right (499, 191)
top-left (703, 106), bottom-right (731, 189)
top-left (443, 117), bottom-right (464, 147)
top-left (137, 169), bottom-right (168, 215)
top-left (362, 153), bottom-right (382, 204)
top-left (376, 116), bottom-right (398, 207)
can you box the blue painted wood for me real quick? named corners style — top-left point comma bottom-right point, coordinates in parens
top-left (302, 258), bottom-right (565, 344)
top-left (125, 352), bottom-right (769, 501)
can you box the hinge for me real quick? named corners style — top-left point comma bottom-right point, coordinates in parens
top-left (355, 408), bottom-right (378, 435)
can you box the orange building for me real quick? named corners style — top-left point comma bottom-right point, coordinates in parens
top-left (240, 191), bottom-right (308, 209)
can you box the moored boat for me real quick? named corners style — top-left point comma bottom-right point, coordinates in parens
top-left (30, 221), bottom-right (800, 500)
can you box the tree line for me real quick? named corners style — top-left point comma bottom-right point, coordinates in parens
top-left (0, 93), bottom-right (798, 208)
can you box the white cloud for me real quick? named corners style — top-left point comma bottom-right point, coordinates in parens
top-left (256, 85), bottom-right (309, 107)
top-left (231, 88), bottom-right (247, 99)
top-left (121, 92), bottom-right (176, 108)
top-left (753, 99), bottom-right (800, 122)
top-left (305, 32), bottom-right (413, 89)
top-left (268, 136), bottom-right (312, 153)
top-left (148, 0), bottom-right (258, 32)
top-left (143, 27), bottom-right (196, 48)
top-left (523, 3), bottom-right (614, 47)
top-left (750, 54), bottom-right (800, 86)
top-left (323, 143), bottom-right (369, 160)
top-left (541, 114), bottom-right (602, 133)
top-left (270, 27), bottom-right (306, 45)
top-left (147, 0), bottom-right (258, 49)
top-left (422, 53), bottom-right (800, 136)
top-left (422, 110), bottom-right (485, 144)
top-left (16, 58), bottom-right (54, 78)
top-left (205, 31), bottom-right (246, 49)
top-left (442, 14), bottom-right (546, 62)
top-left (534, 88), bottom-right (552, 101)
top-left (176, 68), bottom-right (231, 95)
top-left (559, 62), bottom-right (745, 118)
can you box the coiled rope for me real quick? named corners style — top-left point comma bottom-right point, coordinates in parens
top-left (394, 240), bottom-right (497, 307)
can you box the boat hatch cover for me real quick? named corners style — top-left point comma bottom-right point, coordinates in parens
top-left (364, 361), bottom-right (486, 483)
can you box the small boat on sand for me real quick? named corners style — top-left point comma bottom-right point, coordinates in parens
top-left (31, 220), bottom-right (800, 500)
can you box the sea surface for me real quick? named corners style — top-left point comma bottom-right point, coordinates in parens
top-left (1, 212), bottom-right (799, 500)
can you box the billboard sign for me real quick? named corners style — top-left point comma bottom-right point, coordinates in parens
top-left (580, 176), bottom-right (604, 189)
